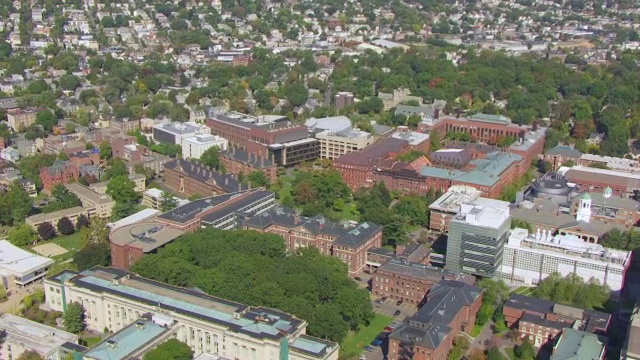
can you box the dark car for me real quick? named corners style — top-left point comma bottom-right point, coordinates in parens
top-left (371, 338), bottom-right (383, 347)
top-left (354, 276), bottom-right (363, 281)
top-left (393, 310), bottom-right (402, 317)
top-left (381, 296), bottom-right (388, 302)
top-left (396, 300), bottom-right (403, 306)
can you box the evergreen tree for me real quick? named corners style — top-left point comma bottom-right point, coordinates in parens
top-left (63, 302), bottom-right (85, 333)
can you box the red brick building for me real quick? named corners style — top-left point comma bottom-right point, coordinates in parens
top-left (244, 206), bottom-right (383, 275)
top-left (163, 159), bottom-right (248, 197)
top-left (334, 139), bottom-right (527, 199)
top-left (372, 258), bottom-right (472, 305)
top-left (207, 112), bottom-right (319, 166)
top-left (503, 294), bottom-right (610, 348)
top-left (387, 280), bottom-right (482, 360)
top-left (68, 151), bottom-right (100, 168)
top-left (219, 147), bottom-right (278, 184)
top-left (40, 160), bottom-right (80, 192)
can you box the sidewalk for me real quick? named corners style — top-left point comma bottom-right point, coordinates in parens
top-left (0, 283), bottom-right (43, 315)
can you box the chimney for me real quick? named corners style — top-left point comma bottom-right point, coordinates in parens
top-left (532, 121), bottom-right (539, 131)
top-left (395, 244), bottom-right (406, 256)
top-left (434, 108), bottom-right (440, 119)
top-left (225, 177), bottom-right (229, 185)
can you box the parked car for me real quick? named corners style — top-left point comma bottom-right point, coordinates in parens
top-left (396, 300), bottom-right (403, 306)
top-left (393, 310), bottom-right (402, 317)
top-left (364, 346), bottom-right (375, 352)
top-left (354, 276), bottom-right (363, 281)
top-left (371, 338), bottom-right (384, 347)
top-left (359, 356), bottom-right (367, 360)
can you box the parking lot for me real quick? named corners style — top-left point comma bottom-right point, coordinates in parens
top-left (372, 296), bottom-right (417, 320)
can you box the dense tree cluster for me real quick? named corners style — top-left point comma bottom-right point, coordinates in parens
top-left (533, 272), bottom-right (610, 310)
top-left (290, 168), bottom-right (352, 220)
top-left (42, 184), bottom-right (81, 213)
top-left (600, 229), bottom-right (640, 251)
top-left (131, 228), bottom-right (374, 342)
top-left (475, 278), bottom-right (510, 328)
top-left (0, 182), bottom-right (33, 226)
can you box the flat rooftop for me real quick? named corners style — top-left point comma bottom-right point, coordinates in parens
top-left (84, 319), bottom-right (167, 360)
top-left (390, 129), bottom-right (430, 146)
top-left (429, 186), bottom-right (483, 213)
top-left (183, 134), bottom-right (227, 145)
top-left (154, 122), bottom-right (209, 135)
top-left (26, 206), bottom-right (86, 224)
top-left (110, 221), bottom-right (185, 253)
top-left (0, 240), bottom-right (54, 276)
top-left (508, 228), bottom-right (630, 266)
top-left (453, 200), bottom-right (510, 229)
top-left (53, 267), bottom-right (306, 341)
top-left (0, 314), bottom-right (77, 356)
top-left (65, 183), bottom-right (113, 204)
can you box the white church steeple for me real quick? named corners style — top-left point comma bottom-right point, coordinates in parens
top-left (576, 192), bottom-right (592, 222)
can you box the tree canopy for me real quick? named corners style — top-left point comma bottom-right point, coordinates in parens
top-left (131, 228), bottom-right (373, 342)
top-left (144, 339), bottom-right (192, 360)
top-left (533, 272), bottom-right (610, 310)
top-left (63, 302), bottom-right (85, 333)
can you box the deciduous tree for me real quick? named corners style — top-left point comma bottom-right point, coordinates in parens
top-left (38, 222), bottom-right (56, 240)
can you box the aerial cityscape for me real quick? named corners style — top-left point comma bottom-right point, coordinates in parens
top-left (0, 0), bottom-right (638, 359)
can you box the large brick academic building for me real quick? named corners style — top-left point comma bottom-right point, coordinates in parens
top-left (333, 113), bottom-right (545, 198)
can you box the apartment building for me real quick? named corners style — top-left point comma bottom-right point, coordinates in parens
top-left (142, 188), bottom-right (188, 210)
top-left (65, 183), bottom-right (115, 219)
top-left (497, 228), bottom-right (631, 293)
top-left (7, 108), bottom-right (42, 131)
top-left (244, 206), bottom-right (383, 276)
top-left (89, 174), bottom-right (146, 194)
top-left (44, 267), bottom-right (339, 360)
top-left (110, 118), bottom-right (140, 133)
top-left (25, 206), bottom-right (88, 230)
top-left (387, 280), bottom-right (482, 360)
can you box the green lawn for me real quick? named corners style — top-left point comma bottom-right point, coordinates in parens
top-left (504, 346), bottom-right (516, 360)
top-left (341, 314), bottom-right (394, 358)
top-left (50, 232), bottom-right (86, 252)
top-left (80, 335), bottom-right (103, 347)
top-left (511, 286), bottom-right (535, 296)
top-left (470, 323), bottom-right (485, 337)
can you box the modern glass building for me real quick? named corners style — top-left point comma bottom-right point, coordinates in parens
top-left (446, 198), bottom-right (511, 277)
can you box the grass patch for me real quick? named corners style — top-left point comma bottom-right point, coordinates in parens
top-left (50, 232), bottom-right (86, 252)
top-left (80, 336), bottom-right (103, 347)
top-left (504, 346), bottom-right (516, 360)
top-left (470, 323), bottom-right (485, 337)
top-left (341, 314), bottom-right (393, 357)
